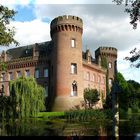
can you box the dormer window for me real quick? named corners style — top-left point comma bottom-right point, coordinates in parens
top-left (25, 50), bottom-right (28, 54)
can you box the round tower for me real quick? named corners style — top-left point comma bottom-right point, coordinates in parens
top-left (50, 15), bottom-right (83, 111)
top-left (95, 47), bottom-right (117, 88)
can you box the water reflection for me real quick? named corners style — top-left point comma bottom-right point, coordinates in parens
top-left (0, 114), bottom-right (140, 136)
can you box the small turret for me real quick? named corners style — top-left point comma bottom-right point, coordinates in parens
top-left (95, 47), bottom-right (117, 88)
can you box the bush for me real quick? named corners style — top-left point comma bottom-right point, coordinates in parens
top-left (64, 109), bottom-right (113, 121)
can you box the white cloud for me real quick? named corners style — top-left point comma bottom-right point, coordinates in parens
top-left (10, 19), bottom-right (51, 46)
top-left (0, 0), bottom-right (114, 5)
top-left (33, 4), bottom-right (140, 52)
top-left (34, 0), bottom-right (113, 4)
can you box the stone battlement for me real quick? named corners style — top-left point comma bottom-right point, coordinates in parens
top-left (95, 46), bottom-right (117, 58)
top-left (99, 47), bottom-right (117, 51)
top-left (50, 15), bottom-right (83, 37)
top-left (51, 15), bottom-right (83, 29)
top-left (51, 15), bottom-right (83, 26)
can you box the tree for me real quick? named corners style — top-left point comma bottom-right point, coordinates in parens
top-left (117, 72), bottom-right (129, 110)
top-left (83, 88), bottom-right (100, 109)
top-left (0, 4), bottom-right (18, 46)
top-left (113, 1), bottom-right (140, 68)
top-left (125, 48), bottom-right (140, 68)
top-left (127, 80), bottom-right (140, 111)
top-left (9, 77), bottom-right (46, 118)
top-left (113, 0), bottom-right (140, 29)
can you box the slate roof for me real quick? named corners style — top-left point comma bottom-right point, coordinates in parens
top-left (6, 41), bottom-right (52, 60)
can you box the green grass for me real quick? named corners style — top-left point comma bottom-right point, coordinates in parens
top-left (37, 112), bottom-right (65, 118)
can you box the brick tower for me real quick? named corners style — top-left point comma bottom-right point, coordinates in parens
top-left (50, 15), bottom-right (84, 111)
top-left (95, 47), bottom-right (117, 89)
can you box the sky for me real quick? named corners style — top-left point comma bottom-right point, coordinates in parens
top-left (0, 0), bottom-right (140, 83)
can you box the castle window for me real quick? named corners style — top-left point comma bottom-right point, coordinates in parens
top-left (86, 72), bottom-right (90, 80)
top-left (35, 69), bottom-right (39, 78)
top-left (25, 70), bottom-right (30, 77)
top-left (71, 39), bottom-right (76, 48)
top-left (17, 71), bottom-right (22, 78)
top-left (71, 81), bottom-right (77, 96)
top-left (98, 76), bottom-right (101, 83)
top-left (1, 73), bottom-right (5, 81)
top-left (109, 78), bottom-right (113, 85)
top-left (71, 63), bottom-right (77, 74)
top-left (109, 62), bottom-right (112, 68)
top-left (45, 86), bottom-right (48, 97)
top-left (9, 72), bottom-right (13, 80)
top-left (102, 77), bottom-right (105, 84)
top-left (44, 68), bottom-right (48, 77)
top-left (92, 74), bottom-right (95, 82)
top-left (51, 65), bottom-right (53, 77)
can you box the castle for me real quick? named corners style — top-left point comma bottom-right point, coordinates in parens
top-left (0, 15), bottom-right (117, 111)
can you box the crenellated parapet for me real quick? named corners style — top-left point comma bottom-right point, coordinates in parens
top-left (50, 15), bottom-right (83, 38)
top-left (95, 47), bottom-right (117, 58)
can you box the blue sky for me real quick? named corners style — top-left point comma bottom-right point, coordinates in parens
top-left (14, 5), bottom-right (36, 22)
top-left (0, 0), bottom-right (140, 83)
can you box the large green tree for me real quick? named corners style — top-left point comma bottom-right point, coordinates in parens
top-left (8, 77), bottom-right (45, 118)
top-left (117, 72), bottom-right (129, 110)
top-left (127, 80), bottom-right (140, 111)
top-left (0, 4), bottom-right (18, 46)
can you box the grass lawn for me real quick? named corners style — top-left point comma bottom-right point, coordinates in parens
top-left (37, 112), bottom-right (65, 118)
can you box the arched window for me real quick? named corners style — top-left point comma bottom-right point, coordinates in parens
top-left (71, 81), bottom-right (77, 96)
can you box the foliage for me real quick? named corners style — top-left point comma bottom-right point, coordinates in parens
top-left (0, 62), bottom-right (7, 71)
top-left (0, 5), bottom-right (19, 46)
top-left (103, 93), bottom-right (112, 109)
top-left (113, 1), bottom-right (140, 68)
top-left (0, 96), bottom-right (13, 119)
top-left (114, 72), bottom-right (140, 112)
top-left (83, 88), bottom-right (100, 109)
top-left (124, 48), bottom-right (140, 68)
top-left (101, 56), bottom-right (108, 69)
top-left (127, 80), bottom-right (140, 109)
top-left (117, 72), bottom-right (128, 90)
top-left (64, 109), bottom-right (113, 121)
top-left (113, 0), bottom-right (140, 29)
top-left (9, 77), bottom-right (46, 118)
top-left (116, 72), bottom-right (129, 111)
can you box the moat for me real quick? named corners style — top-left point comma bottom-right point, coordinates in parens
top-left (0, 113), bottom-right (140, 136)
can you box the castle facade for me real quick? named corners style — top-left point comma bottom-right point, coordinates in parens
top-left (0, 15), bottom-right (117, 111)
